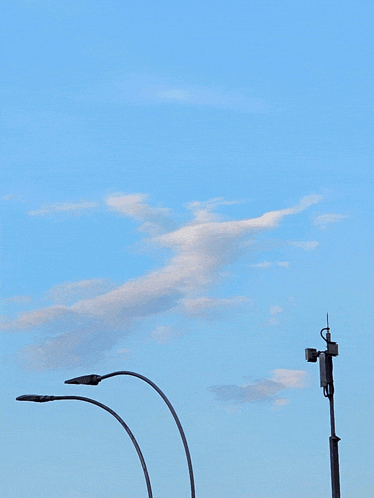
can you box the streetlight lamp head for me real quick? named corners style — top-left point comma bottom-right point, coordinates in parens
top-left (16, 394), bottom-right (54, 402)
top-left (64, 374), bottom-right (102, 385)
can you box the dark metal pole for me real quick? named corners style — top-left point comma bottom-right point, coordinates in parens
top-left (305, 316), bottom-right (341, 498)
top-left (324, 356), bottom-right (341, 498)
top-left (17, 394), bottom-right (153, 498)
top-left (65, 370), bottom-right (195, 498)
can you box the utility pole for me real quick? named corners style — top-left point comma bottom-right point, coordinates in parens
top-left (305, 315), bottom-right (341, 498)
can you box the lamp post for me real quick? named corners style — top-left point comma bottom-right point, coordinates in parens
top-left (16, 394), bottom-right (153, 498)
top-left (305, 315), bottom-right (341, 498)
top-left (65, 371), bottom-right (195, 498)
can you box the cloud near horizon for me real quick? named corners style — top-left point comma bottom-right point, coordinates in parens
top-left (1, 194), bottom-right (322, 370)
top-left (208, 369), bottom-right (308, 407)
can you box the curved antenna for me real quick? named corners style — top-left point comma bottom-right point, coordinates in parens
top-left (320, 312), bottom-right (331, 343)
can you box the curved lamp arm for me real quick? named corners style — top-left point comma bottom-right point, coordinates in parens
top-left (65, 371), bottom-right (195, 498)
top-left (16, 394), bottom-right (153, 498)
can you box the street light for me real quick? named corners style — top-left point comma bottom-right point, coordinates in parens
top-left (65, 371), bottom-right (195, 498)
top-left (305, 315), bottom-right (341, 498)
top-left (16, 394), bottom-right (153, 498)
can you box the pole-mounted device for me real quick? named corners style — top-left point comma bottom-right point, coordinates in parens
top-left (305, 314), bottom-right (341, 498)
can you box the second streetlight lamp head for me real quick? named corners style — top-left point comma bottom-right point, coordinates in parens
top-left (16, 394), bottom-right (54, 402)
top-left (65, 374), bottom-right (102, 385)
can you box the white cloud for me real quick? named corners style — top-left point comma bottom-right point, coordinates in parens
top-left (277, 261), bottom-right (290, 268)
top-left (181, 296), bottom-right (252, 319)
top-left (250, 261), bottom-right (273, 268)
top-left (46, 279), bottom-right (116, 305)
top-left (2, 194), bottom-right (25, 201)
top-left (156, 86), bottom-right (268, 112)
top-left (1, 305), bottom-right (74, 331)
top-left (3, 295), bottom-right (33, 305)
top-left (250, 260), bottom-right (290, 269)
top-left (272, 368), bottom-right (306, 388)
top-left (269, 305), bottom-right (282, 315)
top-left (272, 398), bottom-right (290, 409)
top-left (208, 369), bottom-right (307, 407)
top-left (185, 197), bottom-right (245, 224)
top-left (290, 241), bottom-right (319, 251)
top-left (29, 201), bottom-right (98, 216)
top-left (150, 325), bottom-right (184, 344)
top-left (97, 74), bottom-right (270, 113)
top-left (106, 193), bottom-right (176, 234)
top-left (313, 213), bottom-right (348, 230)
top-left (2, 194), bottom-right (321, 370)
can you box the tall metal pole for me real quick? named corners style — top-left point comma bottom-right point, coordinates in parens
top-left (305, 315), bottom-right (341, 498)
top-left (323, 352), bottom-right (341, 498)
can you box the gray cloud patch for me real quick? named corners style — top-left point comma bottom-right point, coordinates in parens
top-left (209, 379), bottom-right (283, 403)
top-left (208, 369), bottom-right (308, 406)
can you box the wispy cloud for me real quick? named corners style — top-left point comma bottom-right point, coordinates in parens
top-left (2, 194), bottom-right (321, 370)
top-left (3, 295), bottom-right (33, 305)
top-left (2, 194), bottom-right (25, 202)
top-left (269, 305), bottom-right (282, 315)
top-left (290, 241), bottom-right (319, 251)
top-left (277, 261), bottom-right (290, 268)
top-left (105, 193), bottom-right (176, 234)
top-left (181, 296), bottom-right (252, 319)
top-left (266, 297), bottom-right (296, 326)
top-left (250, 261), bottom-right (290, 269)
top-left (251, 261), bottom-right (272, 269)
top-left (93, 74), bottom-right (270, 113)
top-left (45, 279), bottom-right (116, 306)
top-left (313, 213), bottom-right (348, 230)
top-left (150, 325), bottom-right (185, 344)
top-left (208, 369), bottom-right (308, 407)
top-left (156, 85), bottom-right (267, 112)
top-left (29, 201), bottom-right (98, 216)
top-left (184, 197), bottom-right (245, 224)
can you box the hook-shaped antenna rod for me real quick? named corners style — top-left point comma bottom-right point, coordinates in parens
top-left (320, 312), bottom-right (331, 343)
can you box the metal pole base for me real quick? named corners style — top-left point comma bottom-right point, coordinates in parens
top-left (329, 435), bottom-right (341, 498)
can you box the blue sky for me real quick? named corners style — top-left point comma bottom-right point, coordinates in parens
top-left (1, 1), bottom-right (374, 497)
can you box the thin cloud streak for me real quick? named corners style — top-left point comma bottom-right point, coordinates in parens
top-left (313, 213), bottom-right (348, 230)
top-left (181, 296), bottom-right (252, 319)
top-left (90, 74), bottom-right (270, 113)
top-left (29, 201), bottom-right (98, 216)
top-left (290, 241), bottom-right (319, 251)
top-left (1, 194), bottom-right (321, 370)
top-left (3, 295), bottom-right (33, 305)
top-left (250, 261), bottom-right (290, 268)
